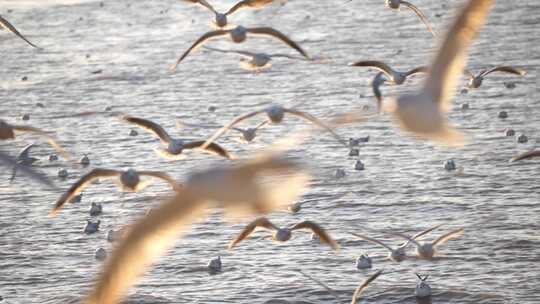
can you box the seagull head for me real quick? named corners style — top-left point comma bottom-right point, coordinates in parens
top-left (274, 228), bottom-right (292, 242)
top-left (266, 105), bottom-right (285, 123)
top-left (214, 13), bottom-right (228, 28)
top-left (386, 0), bottom-right (400, 9)
top-left (168, 139), bottom-right (185, 155)
top-left (468, 76), bottom-right (483, 88)
top-left (230, 26), bottom-right (247, 43)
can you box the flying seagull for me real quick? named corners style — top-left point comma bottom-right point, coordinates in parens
top-left (122, 115), bottom-right (234, 160)
top-left (9, 143), bottom-right (39, 183)
top-left (183, 0), bottom-right (275, 28)
top-left (229, 217), bottom-right (339, 250)
top-left (465, 66), bottom-right (526, 88)
top-left (385, 0), bottom-right (436, 36)
top-left (351, 270), bottom-right (383, 304)
top-left (381, 0), bottom-right (495, 146)
top-left (0, 150), bottom-right (53, 187)
top-left (171, 25), bottom-right (309, 69)
top-left (204, 46), bottom-right (309, 70)
top-left (0, 15), bottom-right (39, 48)
top-left (394, 227), bottom-right (464, 259)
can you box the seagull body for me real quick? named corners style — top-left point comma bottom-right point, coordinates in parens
top-left (383, 0), bottom-right (495, 146)
top-left (171, 26), bottom-right (309, 69)
top-left (232, 122), bottom-right (267, 142)
top-left (228, 217), bottom-right (339, 249)
top-left (183, 0), bottom-right (275, 28)
top-left (385, 0), bottom-right (436, 36)
top-left (204, 46), bottom-right (306, 70)
top-left (465, 66), bottom-right (526, 89)
top-left (202, 104), bottom-right (347, 149)
top-left (50, 168), bottom-right (181, 216)
top-left (0, 15), bottom-right (39, 48)
top-left (395, 227), bottom-right (464, 259)
top-left (122, 116), bottom-right (233, 160)
top-left (356, 254), bottom-right (372, 269)
top-left (9, 144), bottom-right (39, 183)
top-left (510, 150), bottom-right (540, 162)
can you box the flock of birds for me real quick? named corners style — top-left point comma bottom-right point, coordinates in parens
top-left (1, 0), bottom-right (538, 303)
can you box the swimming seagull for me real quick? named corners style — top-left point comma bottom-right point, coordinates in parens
top-left (0, 119), bottom-right (70, 160)
top-left (122, 115), bottom-right (234, 160)
top-left (415, 273), bottom-right (432, 298)
top-left (183, 0), bottom-right (275, 29)
top-left (201, 104), bottom-right (348, 149)
top-left (0, 150), bottom-right (53, 187)
top-left (203, 46), bottom-right (308, 71)
top-left (395, 227), bottom-right (464, 259)
top-left (0, 15), bottom-right (39, 48)
top-left (170, 25), bottom-right (309, 69)
top-left (9, 144), bottom-right (39, 183)
top-left (351, 224), bottom-right (442, 262)
top-left (384, 0), bottom-right (436, 36)
top-left (351, 269), bottom-right (383, 304)
top-left (350, 61), bottom-right (429, 111)
top-left (381, 0), bottom-right (495, 146)
top-left (510, 150), bottom-right (540, 162)
top-left (464, 66), bottom-right (526, 89)
top-left (50, 168), bottom-right (182, 216)
top-left (228, 217), bottom-right (339, 250)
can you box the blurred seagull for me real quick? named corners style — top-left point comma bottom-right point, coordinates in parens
top-left (171, 25), bottom-right (309, 69)
top-left (0, 15), bottom-right (39, 48)
top-left (395, 228), bottom-right (464, 259)
top-left (351, 270), bottom-right (383, 304)
top-left (385, 0), bottom-right (436, 36)
top-left (50, 168), bottom-right (182, 216)
top-left (372, 72), bottom-right (388, 112)
top-left (465, 66), bottom-right (526, 89)
top-left (510, 149), bottom-right (540, 162)
top-left (122, 115), bottom-right (233, 160)
top-left (201, 104), bottom-right (347, 148)
top-left (0, 150), bottom-right (53, 187)
top-left (228, 217), bottom-right (339, 250)
top-left (203, 46), bottom-right (309, 71)
top-left (9, 143), bottom-right (39, 183)
top-left (297, 270), bottom-right (340, 300)
top-left (381, 0), bottom-right (495, 146)
top-left (231, 121), bottom-right (268, 143)
top-left (183, 0), bottom-right (275, 28)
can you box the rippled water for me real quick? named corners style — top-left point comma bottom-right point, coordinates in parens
top-left (1, 0), bottom-right (539, 303)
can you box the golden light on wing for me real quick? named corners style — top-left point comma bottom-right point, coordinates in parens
top-left (432, 228), bottom-right (464, 247)
top-left (351, 233), bottom-right (394, 252)
top-left (183, 140), bottom-right (235, 159)
top-left (405, 66), bottom-right (430, 77)
top-left (246, 27), bottom-right (310, 59)
top-left (225, 0), bottom-right (274, 15)
top-left (0, 15), bottom-right (39, 48)
top-left (349, 60), bottom-right (396, 79)
top-left (290, 221), bottom-right (339, 250)
top-left (170, 30), bottom-right (228, 70)
top-left (228, 217), bottom-right (278, 249)
top-left (200, 110), bottom-right (265, 149)
top-left (122, 116), bottom-right (173, 144)
top-left (400, 1), bottom-right (436, 37)
top-left (351, 270), bottom-right (383, 304)
top-left (510, 150), bottom-right (540, 162)
top-left (481, 66), bottom-right (527, 77)
top-left (138, 171), bottom-right (182, 192)
top-left (284, 108), bottom-right (348, 147)
top-left (84, 156), bottom-right (309, 304)
top-left (423, 0), bottom-right (494, 111)
top-left (12, 125), bottom-right (72, 161)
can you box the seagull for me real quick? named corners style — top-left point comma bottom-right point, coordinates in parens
top-left (465, 66), bottom-right (526, 89)
top-left (231, 121), bottom-right (268, 143)
top-left (0, 15), bottom-right (39, 48)
top-left (510, 149), bottom-right (540, 162)
top-left (395, 227), bottom-right (464, 259)
top-left (228, 217), bottom-right (339, 250)
top-left (207, 256), bottom-right (222, 273)
top-left (381, 0), bottom-right (495, 146)
top-left (183, 0), bottom-right (275, 29)
top-left (350, 61), bottom-right (429, 111)
top-left (415, 273), bottom-right (431, 298)
top-left (356, 254), bottom-right (372, 269)
top-left (351, 224), bottom-right (442, 262)
top-left (9, 144), bottom-right (39, 183)
top-left (0, 150), bottom-right (53, 187)
top-left (84, 220), bottom-right (100, 234)
top-left (351, 270), bottom-right (383, 304)
top-left (171, 25), bottom-right (309, 69)
top-left (0, 119), bottom-right (70, 160)
top-left (297, 270), bottom-right (340, 300)
top-left (89, 202), bottom-right (103, 216)
top-left (201, 104), bottom-right (348, 149)
top-left (384, 0), bottom-right (436, 36)
top-left (50, 168), bottom-right (182, 216)
top-left (122, 115), bottom-right (234, 160)
top-left (203, 46), bottom-right (308, 71)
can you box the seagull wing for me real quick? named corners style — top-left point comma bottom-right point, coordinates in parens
top-left (18, 143), bottom-right (35, 160)
top-left (351, 233), bottom-right (395, 252)
top-left (200, 110), bottom-right (265, 149)
top-left (349, 60), bottom-right (396, 80)
top-left (297, 270), bottom-right (340, 300)
top-left (1, 151), bottom-right (54, 188)
top-left (138, 171), bottom-right (182, 192)
top-left (246, 27), bottom-right (309, 59)
top-left (290, 221), bottom-right (339, 250)
top-left (400, 1), bottom-right (436, 36)
top-left (423, 0), bottom-right (494, 110)
top-left (11, 125), bottom-right (71, 161)
top-left (284, 108), bottom-right (348, 146)
top-left (50, 169), bottom-right (121, 216)
top-left (510, 150), bottom-right (540, 162)
top-left (170, 30), bottom-right (229, 70)
top-left (405, 66), bottom-right (430, 77)
top-left (203, 46), bottom-right (257, 58)
top-left (182, 0), bottom-right (217, 13)
top-left (432, 228), bottom-right (464, 247)
top-left (480, 66), bottom-right (527, 77)
top-left (351, 270), bottom-right (383, 304)
top-left (411, 223), bottom-right (444, 240)
top-left (393, 232), bottom-right (422, 247)
top-left (0, 15), bottom-right (39, 48)
top-left (226, 0), bottom-right (274, 15)
top-left (254, 120), bottom-right (268, 130)
top-left (122, 116), bottom-right (173, 144)
top-left (229, 217), bottom-right (278, 249)
top-left (182, 140), bottom-right (235, 159)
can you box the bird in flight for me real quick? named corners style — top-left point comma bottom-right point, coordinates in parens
top-left (0, 15), bottom-right (39, 48)
top-left (464, 66), bottom-right (526, 89)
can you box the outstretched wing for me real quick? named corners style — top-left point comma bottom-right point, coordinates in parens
top-left (182, 0), bottom-right (217, 13)
top-left (405, 66), bottom-right (429, 77)
top-left (50, 169), bottom-right (121, 216)
top-left (432, 228), bottom-right (464, 247)
top-left (122, 116), bottom-right (173, 144)
top-left (229, 217), bottom-right (278, 249)
top-left (510, 150), bottom-right (540, 162)
top-left (171, 30), bottom-right (228, 70)
top-left (246, 27), bottom-right (309, 59)
top-left (291, 221), bottom-right (339, 250)
top-left (183, 140), bottom-right (235, 159)
top-left (400, 1), bottom-right (436, 37)
top-left (138, 171), bottom-right (182, 192)
top-left (481, 66), bottom-right (526, 77)
top-left (0, 151), bottom-right (53, 188)
top-left (226, 0), bottom-right (274, 15)
top-left (203, 46), bottom-right (257, 58)
top-left (11, 125), bottom-right (71, 161)
top-left (0, 15), bottom-right (39, 48)
top-left (201, 110), bottom-right (265, 149)
top-left (284, 108), bottom-right (348, 146)
top-left (349, 60), bottom-right (395, 79)
top-left (351, 270), bottom-right (383, 304)
top-left (351, 232), bottom-right (394, 252)
top-left (297, 270), bottom-right (340, 300)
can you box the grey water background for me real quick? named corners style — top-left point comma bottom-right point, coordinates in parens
top-left (1, 0), bottom-right (539, 303)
